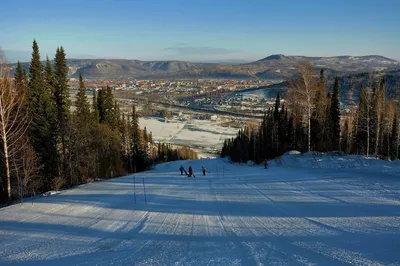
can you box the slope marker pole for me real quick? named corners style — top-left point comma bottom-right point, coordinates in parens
top-left (143, 178), bottom-right (147, 205)
top-left (20, 177), bottom-right (23, 206)
top-left (134, 176), bottom-right (136, 204)
top-left (31, 187), bottom-right (34, 206)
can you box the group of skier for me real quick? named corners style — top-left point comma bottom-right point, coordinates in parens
top-left (179, 165), bottom-right (206, 177)
top-left (179, 159), bottom-right (268, 178)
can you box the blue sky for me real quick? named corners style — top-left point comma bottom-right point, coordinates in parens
top-left (1, 0), bottom-right (400, 62)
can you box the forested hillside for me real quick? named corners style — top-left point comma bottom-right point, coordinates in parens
top-left (0, 41), bottom-right (197, 204)
top-left (222, 64), bottom-right (400, 162)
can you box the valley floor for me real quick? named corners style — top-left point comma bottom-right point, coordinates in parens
top-left (0, 156), bottom-right (399, 265)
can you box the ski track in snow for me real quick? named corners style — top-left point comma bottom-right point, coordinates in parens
top-left (0, 157), bottom-right (400, 265)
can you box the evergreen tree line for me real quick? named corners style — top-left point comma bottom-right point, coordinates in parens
top-left (0, 41), bottom-right (197, 203)
top-left (221, 63), bottom-right (400, 163)
top-left (154, 143), bottom-right (198, 163)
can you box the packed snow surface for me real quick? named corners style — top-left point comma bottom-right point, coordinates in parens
top-left (1, 154), bottom-right (400, 265)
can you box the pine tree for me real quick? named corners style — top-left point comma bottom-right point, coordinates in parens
top-left (311, 89), bottom-right (323, 150)
top-left (54, 46), bottom-right (71, 181)
top-left (97, 88), bottom-right (107, 123)
top-left (14, 61), bottom-right (29, 109)
top-left (131, 105), bottom-right (142, 172)
top-left (70, 73), bottom-right (94, 184)
top-left (131, 105), bottom-right (142, 148)
top-left (44, 57), bottom-right (55, 95)
top-left (273, 92), bottom-right (280, 121)
top-left (113, 100), bottom-right (120, 129)
top-left (330, 76), bottom-right (341, 150)
top-left (28, 40), bottom-right (58, 184)
top-left (54, 47), bottom-right (71, 122)
top-left (119, 113), bottom-right (129, 170)
top-left (43, 57), bottom-right (58, 131)
top-left (92, 89), bottom-right (99, 122)
top-left (105, 86), bottom-right (115, 126)
top-left (319, 68), bottom-right (326, 89)
top-left (14, 61), bottom-right (24, 90)
top-left (22, 68), bottom-right (29, 89)
top-left (125, 115), bottom-right (133, 172)
top-left (278, 104), bottom-right (287, 154)
top-left (75, 73), bottom-right (91, 125)
top-left (28, 40), bottom-right (43, 105)
top-left (43, 55), bottom-right (58, 136)
top-left (97, 86), bottom-right (115, 127)
top-left (272, 93), bottom-right (281, 155)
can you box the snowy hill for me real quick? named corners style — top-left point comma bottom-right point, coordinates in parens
top-left (10, 54), bottom-right (400, 80)
top-left (0, 155), bottom-right (399, 265)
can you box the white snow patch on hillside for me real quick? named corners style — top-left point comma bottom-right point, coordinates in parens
top-left (139, 117), bottom-right (238, 149)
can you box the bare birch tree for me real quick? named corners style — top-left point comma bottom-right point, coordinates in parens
top-left (384, 101), bottom-right (396, 158)
top-left (11, 140), bottom-right (40, 196)
top-left (358, 87), bottom-right (373, 156)
top-left (374, 78), bottom-right (385, 155)
top-left (0, 50), bottom-right (30, 200)
top-left (288, 62), bottom-right (318, 152)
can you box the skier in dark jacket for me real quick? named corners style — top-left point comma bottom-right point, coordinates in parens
top-left (202, 166), bottom-right (206, 176)
top-left (179, 165), bottom-right (184, 175)
top-left (188, 166), bottom-right (194, 177)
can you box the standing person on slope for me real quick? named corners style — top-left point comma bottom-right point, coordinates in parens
top-left (188, 166), bottom-right (195, 177)
top-left (264, 159), bottom-right (268, 169)
top-left (179, 165), bottom-right (184, 175)
top-left (202, 166), bottom-right (206, 176)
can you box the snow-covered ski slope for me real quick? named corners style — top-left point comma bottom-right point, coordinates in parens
top-left (1, 154), bottom-right (400, 265)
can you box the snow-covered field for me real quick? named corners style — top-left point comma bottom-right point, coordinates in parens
top-left (1, 155), bottom-right (400, 265)
top-left (139, 118), bottom-right (238, 151)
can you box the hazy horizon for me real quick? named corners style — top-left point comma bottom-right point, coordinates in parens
top-left (2, 0), bottom-right (400, 62)
top-left (4, 49), bottom-right (400, 64)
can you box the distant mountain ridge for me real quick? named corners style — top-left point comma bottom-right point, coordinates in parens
top-left (12, 54), bottom-right (400, 80)
top-left (257, 54), bottom-right (398, 62)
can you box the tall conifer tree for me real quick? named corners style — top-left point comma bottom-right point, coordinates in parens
top-left (92, 89), bottom-right (99, 122)
top-left (97, 88), bottom-right (107, 124)
top-left (131, 105), bottom-right (143, 172)
top-left (75, 73), bottom-right (91, 125)
top-left (131, 105), bottom-right (142, 148)
top-left (105, 86), bottom-right (115, 127)
top-left (54, 47), bottom-right (71, 122)
top-left (44, 57), bottom-right (56, 95)
top-left (14, 61), bottom-right (24, 89)
top-left (22, 68), bottom-right (29, 88)
top-left (54, 46), bottom-right (71, 180)
top-left (97, 86), bottom-right (115, 127)
top-left (28, 40), bottom-right (58, 183)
